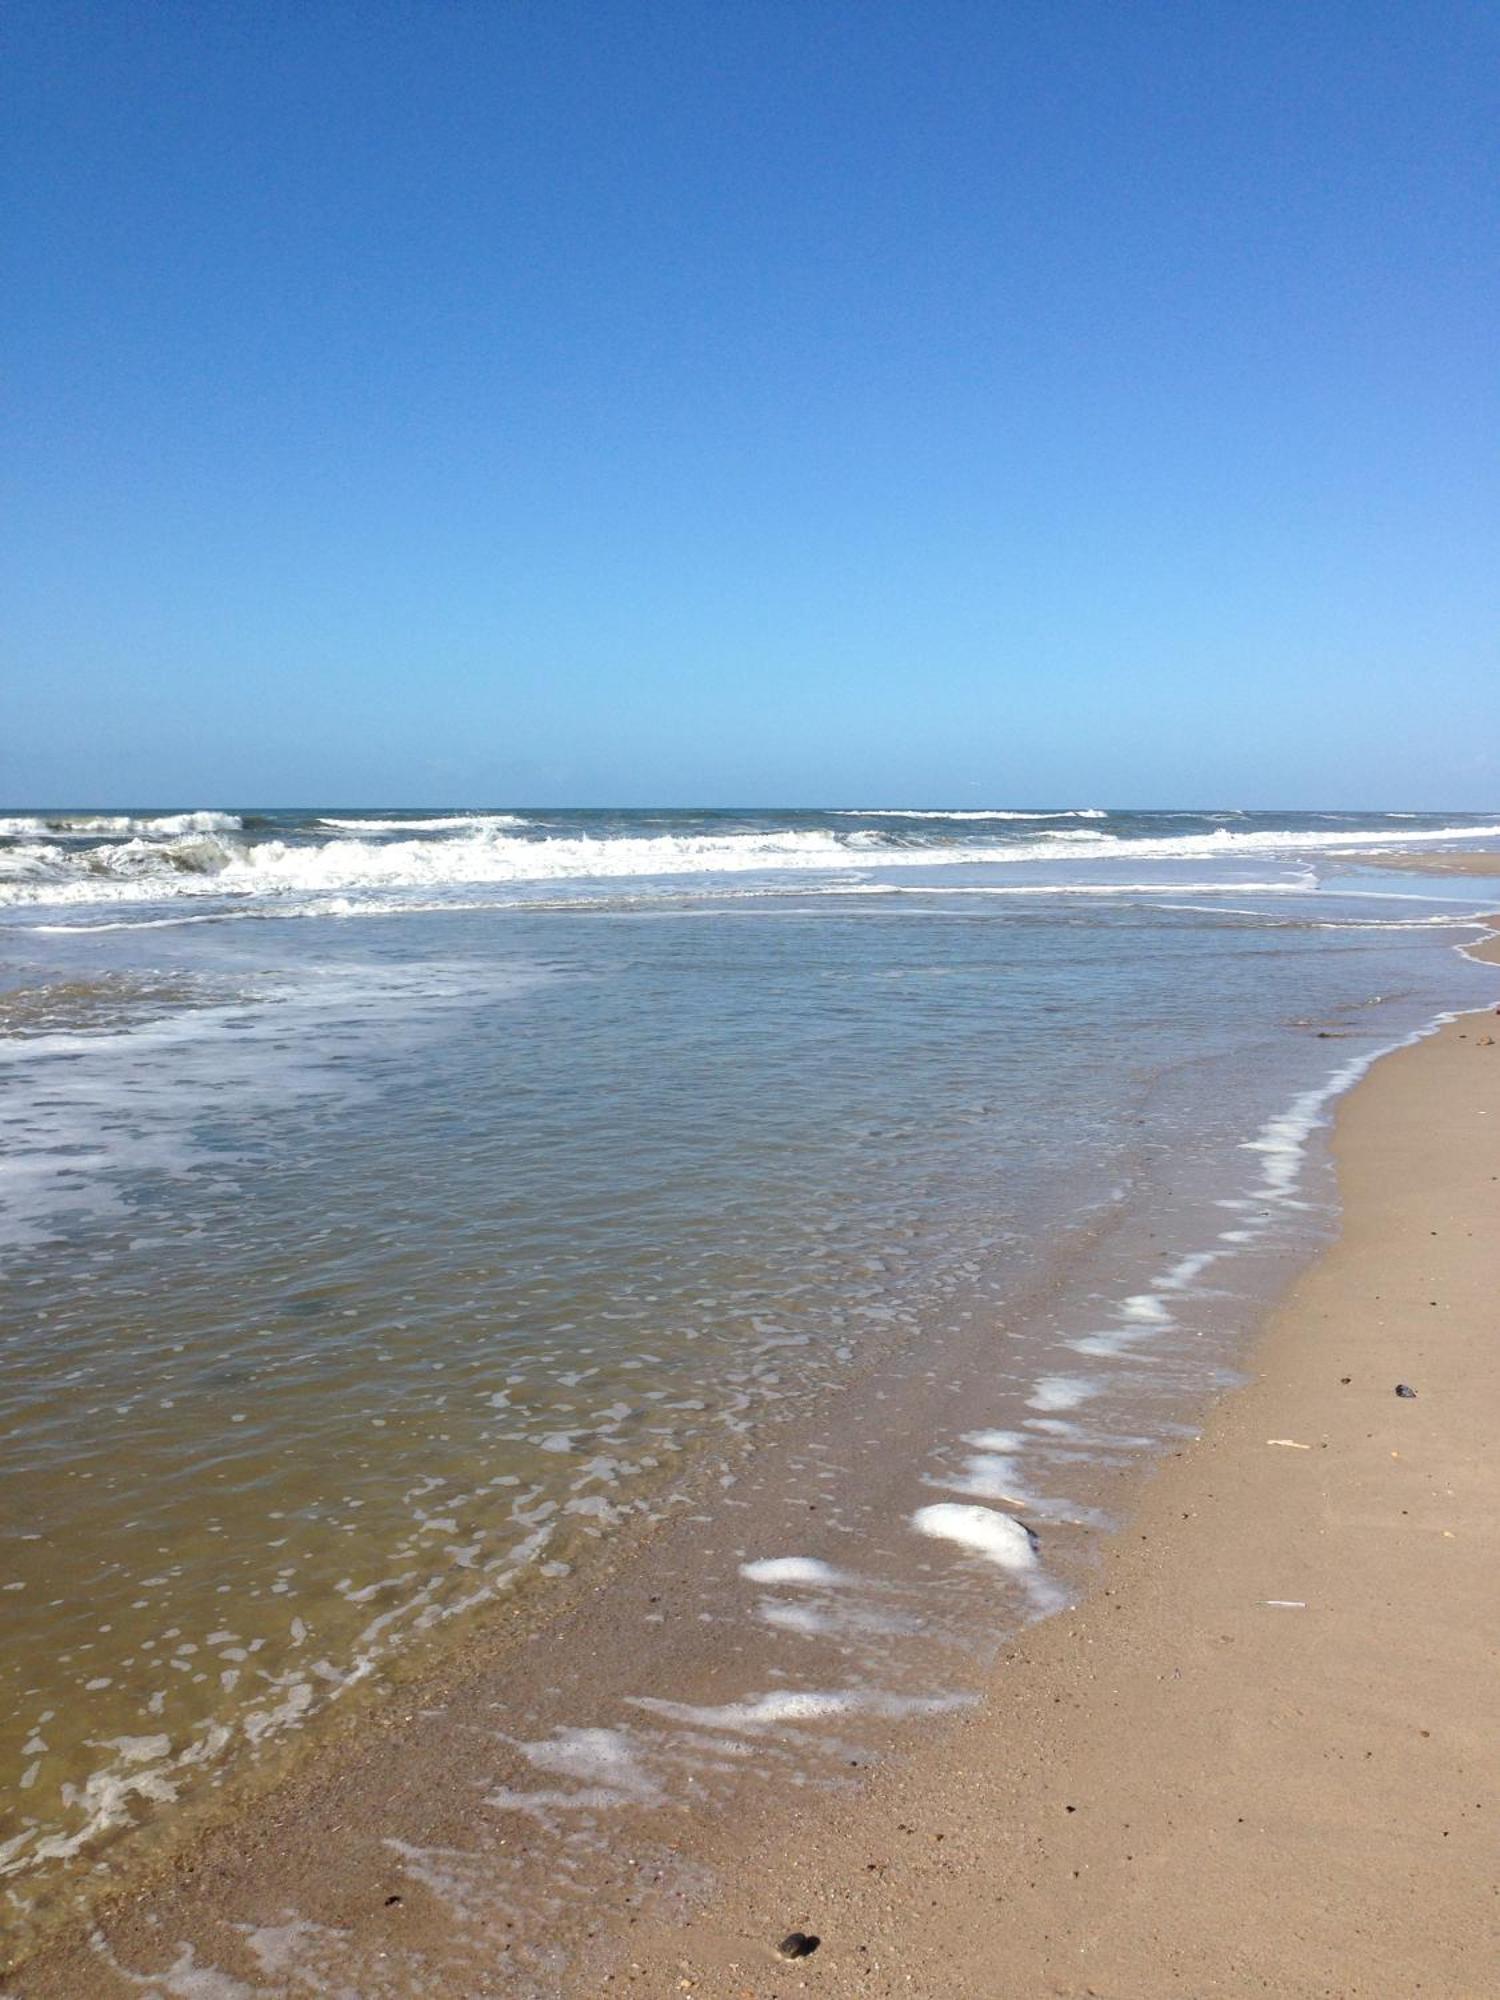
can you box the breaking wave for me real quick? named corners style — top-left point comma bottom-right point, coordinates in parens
top-left (833, 807), bottom-right (1108, 820)
top-left (316, 814), bottom-right (531, 832)
top-left (0, 811), bottom-right (242, 839)
top-left (2, 811), bottom-right (1498, 911)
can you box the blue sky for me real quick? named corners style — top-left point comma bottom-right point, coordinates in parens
top-left (5, 0), bottom-right (1497, 806)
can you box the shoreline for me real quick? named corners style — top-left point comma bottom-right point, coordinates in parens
top-left (604, 924), bottom-right (1500, 1995)
top-left (6, 903), bottom-right (1498, 1995)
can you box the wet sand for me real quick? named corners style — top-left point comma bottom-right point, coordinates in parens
top-left (607, 928), bottom-right (1500, 1997)
top-left (8, 906), bottom-right (1499, 1997)
top-left (1341, 848), bottom-right (1500, 876)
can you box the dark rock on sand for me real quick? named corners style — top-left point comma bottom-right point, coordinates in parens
top-left (777, 1931), bottom-right (820, 1959)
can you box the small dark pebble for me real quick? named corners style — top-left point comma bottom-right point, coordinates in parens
top-left (778, 1932), bottom-right (820, 1960)
top-left (384, 1894), bottom-right (403, 1907)
top-left (1395, 1383), bottom-right (1418, 1399)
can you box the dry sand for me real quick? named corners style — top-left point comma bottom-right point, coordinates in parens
top-left (605, 937), bottom-right (1500, 1998)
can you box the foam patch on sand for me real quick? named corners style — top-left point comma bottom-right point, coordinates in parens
top-left (757, 1600), bottom-right (834, 1637)
top-left (1120, 1293), bottom-right (1175, 1325)
top-left (1066, 1328), bottom-right (1157, 1358)
top-left (913, 1503), bottom-right (1070, 1617)
top-left (1026, 1375), bottom-right (1099, 1412)
top-left (739, 1556), bottom-right (854, 1587)
top-left (486, 1725), bottom-right (665, 1812)
top-left (936, 1453), bottom-right (1029, 1505)
top-left (910, 1502), bottom-right (1039, 1571)
top-left (756, 1597), bottom-right (920, 1641)
top-left (631, 1687), bottom-right (968, 1734)
top-left (89, 1936), bottom-right (261, 1999)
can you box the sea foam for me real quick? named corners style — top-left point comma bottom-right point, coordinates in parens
top-left (5, 812), bottom-right (1500, 911)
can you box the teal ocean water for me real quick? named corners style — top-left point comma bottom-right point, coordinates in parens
top-left (2, 807), bottom-right (1497, 1942)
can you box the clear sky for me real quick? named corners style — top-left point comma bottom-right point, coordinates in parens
top-left (5, 0), bottom-right (1496, 807)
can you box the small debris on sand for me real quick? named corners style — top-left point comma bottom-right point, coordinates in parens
top-left (777, 1931), bottom-right (820, 1960)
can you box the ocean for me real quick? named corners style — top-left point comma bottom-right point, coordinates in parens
top-left (2, 805), bottom-right (1498, 1958)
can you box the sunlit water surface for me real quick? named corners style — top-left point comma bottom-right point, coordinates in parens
top-left (1, 807), bottom-right (1496, 1937)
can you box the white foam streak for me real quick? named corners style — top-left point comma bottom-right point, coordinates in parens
top-left (631, 1687), bottom-right (967, 1733)
top-left (0, 962), bottom-right (544, 1257)
top-left (833, 807), bottom-right (1109, 821)
top-left (937, 1453), bottom-right (1030, 1504)
top-left (910, 1502), bottom-right (1038, 1572)
top-left (317, 813), bottom-right (530, 831)
top-left (739, 1556), bottom-right (853, 1587)
top-left (1241, 1047), bottom-right (1388, 1198)
top-left (1026, 1376), bottom-right (1098, 1412)
top-left (486, 1726), bottom-right (665, 1811)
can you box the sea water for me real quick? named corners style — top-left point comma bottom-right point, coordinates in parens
top-left (1, 806), bottom-right (1496, 1940)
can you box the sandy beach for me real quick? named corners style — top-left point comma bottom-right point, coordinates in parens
top-left (6, 904), bottom-right (1497, 1997)
top-left (1342, 851), bottom-right (1500, 877)
top-left (605, 929), bottom-right (1500, 1997)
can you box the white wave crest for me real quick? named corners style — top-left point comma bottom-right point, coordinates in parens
top-left (316, 813), bottom-right (531, 831)
top-left (2, 817), bottom-right (1498, 910)
top-left (833, 807), bottom-right (1108, 820)
top-left (0, 811), bottom-right (241, 839)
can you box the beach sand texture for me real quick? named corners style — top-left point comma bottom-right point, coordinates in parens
top-left (1344, 851), bottom-right (1500, 876)
top-left (607, 952), bottom-right (1500, 1997)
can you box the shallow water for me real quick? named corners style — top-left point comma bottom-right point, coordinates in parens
top-left (1, 808), bottom-right (1496, 1944)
